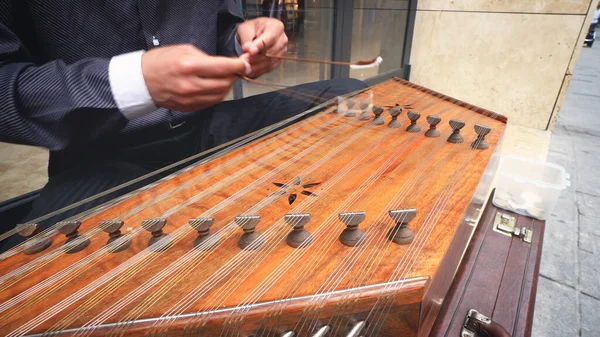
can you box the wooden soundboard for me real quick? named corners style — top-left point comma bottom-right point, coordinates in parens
top-left (0, 78), bottom-right (507, 337)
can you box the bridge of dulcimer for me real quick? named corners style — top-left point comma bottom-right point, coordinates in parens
top-left (0, 77), bottom-right (507, 337)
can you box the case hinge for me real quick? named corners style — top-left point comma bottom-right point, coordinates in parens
top-left (492, 212), bottom-right (533, 244)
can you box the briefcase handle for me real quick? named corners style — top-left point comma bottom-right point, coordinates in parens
top-left (461, 309), bottom-right (511, 337)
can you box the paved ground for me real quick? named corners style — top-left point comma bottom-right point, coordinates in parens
top-left (532, 39), bottom-right (600, 336)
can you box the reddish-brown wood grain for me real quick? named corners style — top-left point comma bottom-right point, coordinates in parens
top-left (0, 79), bottom-right (507, 336)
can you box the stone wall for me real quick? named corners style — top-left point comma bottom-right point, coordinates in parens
top-left (409, 0), bottom-right (598, 130)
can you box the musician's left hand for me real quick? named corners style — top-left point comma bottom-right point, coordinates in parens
top-left (237, 17), bottom-right (288, 78)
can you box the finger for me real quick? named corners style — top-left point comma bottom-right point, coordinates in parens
top-left (183, 77), bottom-right (236, 96)
top-left (237, 22), bottom-right (256, 46)
top-left (267, 34), bottom-right (288, 57)
top-left (242, 41), bottom-right (253, 53)
top-left (248, 61), bottom-right (272, 78)
top-left (184, 55), bottom-right (250, 77)
top-left (246, 55), bottom-right (271, 71)
top-left (239, 53), bottom-right (251, 64)
top-left (248, 39), bottom-right (265, 56)
top-left (250, 21), bottom-right (284, 55)
top-left (246, 54), bottom-right (270, 65)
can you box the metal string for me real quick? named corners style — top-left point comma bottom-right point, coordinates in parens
top-left (121, 84), bottom-right (400, 336)
top-left (0, 225), bottom-right (134, 318)
top-left (213, 87), bottom-right (415, 336)
top-left (324, 108), bottom-right (490, 336)
top-left (255, 90), bottom-right (451, 337)
top-left (363, 144), bottom-right (478, 336)
top-left (0, 111), bottom-right (346, 319)
top-left (290, 96), bottom-right (481, 335)
top-left (364, 109), bottom-right (498, 336)
top-left (144, 89), bottom-right (399, 336)
top-left (324, 131), bottom-right (461, 336)
top-left (0, 85), bottom-right (364, 259)
top-left (69, 87), bottom-right (384, 336)
top-left (0, 225), bottom-right (108, 290)
top-left (106, 84), bottom-right (404, 336)
top-left (5, 88), bottom-right (373, 337)
top-left (5, 78), bottom-right (502, 334)
top-left (27, 102), bottom-right (368, 337)
top-left (292, 97), bottom-right (462, 336)
top-left (10, 84), bottom-right (384, 336)
top-left (321, 102), bottom-right (475, 336)
top-left (97, 82), bottom-right (422, 334)
top-left (0, 82), bottom-right (360, 293)
top-left (73, 88), bottom-right (393, 337)
top-left (363, 110), bottom-right (496, 335)
top-left (222, 86), bottom-right (431, 337)
top-left (318, 100), bottom-right (496, 335)
top-left (291, 96), bottom-right (455, 336)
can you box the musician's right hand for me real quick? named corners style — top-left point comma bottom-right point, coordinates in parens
top-left (141, 44), bottom-right (250, 112)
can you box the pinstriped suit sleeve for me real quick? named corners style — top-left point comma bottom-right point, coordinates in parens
top-left (0, 23), bottom-right (128, 151)
top-left (217, 0), bottom-right (245, 57)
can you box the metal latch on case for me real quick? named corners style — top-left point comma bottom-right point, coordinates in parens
top-left (492, 212), bottom-right (533, 244)
top-left (461, 309), bottom-right (511, 337)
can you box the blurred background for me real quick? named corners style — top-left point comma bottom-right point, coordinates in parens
top-left (233, 0), bottom-right (411, 97)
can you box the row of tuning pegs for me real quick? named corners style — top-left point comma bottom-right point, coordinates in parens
top-left (16, 208), bottom-right (419, 255)
top-left (186, 209), bottom-right (416, 252)
top-left (257, 320), bottom-right (366, 337)
top-left (334, 101), bottom-right (491, 150)
top-left (17, 220), bottom-right (131, 255)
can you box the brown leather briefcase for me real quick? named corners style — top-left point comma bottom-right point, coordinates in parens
top-left (430, 190), bottom-right (545, 337)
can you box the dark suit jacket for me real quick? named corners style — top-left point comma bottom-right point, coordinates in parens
top-left (0, 0), bottom-right (243, 151)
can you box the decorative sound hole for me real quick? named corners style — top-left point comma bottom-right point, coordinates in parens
top-left (271, 177), bottom-right (320, 205)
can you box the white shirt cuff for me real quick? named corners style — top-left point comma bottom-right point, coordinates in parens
top-left (108, 50), bottom-right (157, 120)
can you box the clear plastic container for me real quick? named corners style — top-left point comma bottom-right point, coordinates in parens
top-left (492, 155), bottom-right (570, 220)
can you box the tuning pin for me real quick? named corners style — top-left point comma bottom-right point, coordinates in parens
top-left (189, 217), bottom-right (218, 251)
top-left (344, 99), bottom-right (357, 117)
top-left (388, 209), bottom-right (416, 245)
top-left (57, 220), bottom-right (89, 254)
top-left (284, 213), bottom-right (312, 248)
top-left (425, 115), bottom-right (442, 138)
top-left (347, 321), bottom-right (366, 337)
top-left (311, 325), bottom-right (332, 337)
top-left (388, 107), bottom-right (403, 128)
top-left (406, 111), bottom-right (421, 133)
top-left (472, 124), bottom-right (491, 149)
top-left (358, 102), bottom-right (371, 120)
top-left (338, 212), bottom-right (366, 247)
top-left (447, 119), bottom-right (466, 143)
top-left (16, 223), bottom-right (52, 255)
top-left (346, 99), bottom-right (356, 110)
top-left (142, 218), bottom-right (171, 252)
top-left (372, 106), bottom-right (385, 125)
top-left (99, 220), bottom-right (131, 253)
top-left (236, 215), bottom-right (263, 250)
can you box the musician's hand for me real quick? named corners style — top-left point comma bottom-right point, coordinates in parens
top-left (237, 18), bottom-right (288, 78)
top-left (141, 44), bottom-right (250, 112)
